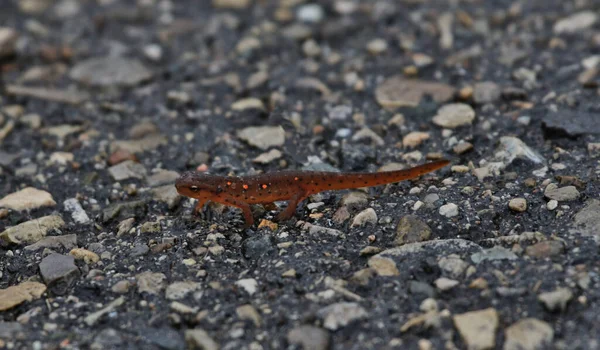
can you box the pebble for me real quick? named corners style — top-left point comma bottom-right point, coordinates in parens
top-left (24, 234), bottom-right (77, 251)
top-left (317, 302), bottom-right (368, 331)
top-left (547, 200), bottom-right (558, 211)
top-left (471, 246), bottom-right (518, 264)
top-left (49, 151), bottom-right (73, 165)
top-left (473, 82), bottom-right (501, 104)
top-left (504, 318), bottom-right (553, 350)
top-left (70, 248), bottom-right (100, 264)
top-left (498, 136), bottom-right (545, 164)
top-left (553, 11), bottom-right (597, 34)
top-left (438, 255), bottom-right (468, 279)
top-left (63, 198), bottom-right (90, 224)
top-left (434, 277), bottom-right (459, 291)
top-left (185, 328), bottom-right (219, 350)
top-left (573, 199), bottom-right (600, 236)
top-left (297, 4), bottom-right (324, 23)
top-left (453, 142), bottom-right (473, 154)
top-left (544, 184), bottom-right (580, 201)
top-left (0, 282), bottom-right (46, 311)
top-left (350, 208), bottom-right (378, 228)
top-left (375, 77), bottom-right (455, 108)
top-left (235, 278), bottom-right (258, 296)
top-left (136, 272), bottom-right (166, 295)
top-left (39, 254), bottom-right (80, 295)
top-left (453, 308), bottom-right (499, 350)
top-left (543, 110), bottom-right (600, 137)
top-left (538, 287), bottom-right (573, 312)
top-left (253, 149), bottom-right (282, 164)
top-left (0, 187), bottom-right (56, 211)
top-left (0, 215), bottom-right (65, 245)
top-left (351, 127), bottom-right (385, 146)
top-left (366, 38), bottom-right (388, 55)
top-left (432, 103), bottom-right (475, 129)
top-left (152, 185), bottom-right (182, 209)
top-left (70, 57), bottom-right (153, 87)
top-left (403, 132), bottom-right (430, 148)
top-left (287, 325), bottom-right (330, 350)
top-left (143, 44), bottom-right (163, 61)
top-left (508, 198), bottom-right (527, 212)
top-left (237, 126), bottom-right (285, 150)
top-left (108, 160), bottom-right (147, 181)
top-left (231, 97), bottom-right (265, 111)
top-left (439, 203), bottom-right (459, 218)
top-left (111, 281), bottom-right (131, 294)
top-left (525, 241), bottom-right (565, 259)
top-left (165, 281), bottom-right (201, 300)
top-left (0, 27), bottom-right (18, 58)
top-left (394, 215), bottom-right (432, 246)
top-left (236, 304), bottom-right (262, 327)
top-left (84, 297), bottom-right (125, 327)
top-left (297, 221), bottom-right (343, 237)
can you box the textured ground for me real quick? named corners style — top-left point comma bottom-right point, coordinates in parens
top-left (1, 0), bottom-right (600, 349)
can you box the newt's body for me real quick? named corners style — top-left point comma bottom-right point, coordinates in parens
top-left (175, 159), bottom-right (450, 227)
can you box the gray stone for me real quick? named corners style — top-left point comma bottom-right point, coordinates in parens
top-left (136, 272), bottom-right (166, 295)
top-left (185, 328), bottom-right (219, 350)
top-left (544, 184), bottom-right (579, 201)
top-left (538, 288), bottom-right (573, 312)
top-left (70, 57), bottom-right (153, 87)
top-left (237, 126), bottom-right (285, 150)
top-left (573, 199), bottom-right (600, 236)
top-left (375, 77), bottom-right (455, 108)
top-left (394, 215), bottom-right (432, 246)
top-left (318, 302), bottom-right (368, 331)
top-left (473, 82), bottom-right (501, 104)
top-left (471, 246), bottom-right (518, 264)
top-left (453, 308), bottom-right (499, 350)
top-left (165, 281), bottom-right (200, 300)
top-left (1, 215), bottom-right (65, 245)
top-left (39, 254), bottom-right (80, 295)
top-left (24, 234), bottom-right (77, 251)
top-left (504, 318), bottom-right (553, 350)
top-left (287, 325), bottom-right (330, 350)
top-left (0, 27), bottom-right (18, 58)
top-left (432, 104), bottom-right (475, 129)
top-left (108, 160), bottom-right (147, 181)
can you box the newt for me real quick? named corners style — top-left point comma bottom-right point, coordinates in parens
top-left (175, 159), bottom-right (450, 227)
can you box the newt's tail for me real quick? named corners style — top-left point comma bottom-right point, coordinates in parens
top-left (320, 159), bottom-right (450, 191)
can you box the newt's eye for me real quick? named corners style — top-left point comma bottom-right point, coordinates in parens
top-left (190, 186), bottom-right (200, 192)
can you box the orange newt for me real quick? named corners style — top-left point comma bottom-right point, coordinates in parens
top-left (175, 159), bottom-right (450, 227)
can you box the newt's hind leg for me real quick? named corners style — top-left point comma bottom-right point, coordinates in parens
top-left (276, 192), bottom-right (308, 222)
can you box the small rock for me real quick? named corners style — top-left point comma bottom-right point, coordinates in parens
top-left (185, 328), bottom-right (219, 350)
top-left (152, 185), bottom-right (181, 209)
top-left (231, 98), bottom-right (265, 111)
top-left (471, 246), bottom-right (518, 264)
top-left (504, 318), bottom-right (553, 350)
top-left (63, 198), bottom-right (90, 224)
top-left (434, 277), bottom-right (459, 291)
top-left (375, 77), bottom-right (455, 108)
top-left (318, 302), bottom-right (368, 331)
top-left (438, 255), bottom-right (468, 279)
top-left (0, 282), bottom-right (46, 311)
top-left (24, 234), bottom-right (77, 251)
top-left (367, 256), bottom-right (400, 276)
top-left (350, 268), bottom-right (376, 286)
top-left (473, 82), bottom-right (501, 104)
top-left (235, 279), bottom-right (258, 296)
top-left (296, 221), bottom-right (343, 237)
top-left (0, 27), bottom-right (19, 58)
top-left (543, 111), bottom-right (600, 137)
top-left (538, 287), bottom-right (573, 312)
top-left (0, 187), bottom-right (56, 211)
top-left (525, 241), bottom-right (565, 259)
top-left (508, 198), bottom-right (527, 212)
top-left (453, 142), bottom-right (473, 154)
top-left (287, 325), bottom-right (330, 350)
top-left (547, 200), bottom-right (558, 211)
top-left (439, 203), bottom-right (459, 218)
top-left (242, 234), bottom-right (276, 259)
top-left (498, 136), bottom-right (545, 164)
top-left (237, 126), bottom-right (285, 150)
top-left (111, 134), bottom-right (168, 154)
top-left (453, 308), bottom-right (499, 350)
top-left (366, 38), bottom-right (388, 55)
top-left (544, 184), bottom-right (579, 201)
top-left (339, 192), bottom-right (369, 210)
top-left (39, 254), bottom-right (80, 295)
top-left (573, 199), bottom-right (600, 236)
top-left (70, 248), bottom-right (100, 264)
top-left (297, 3), bottom-right (324, 23)
top-left (588, 142), bottom-right (600, 156)
top-left (350, 208), bottom-right (378, 228)
top-left (403, 132), bottom-right (430, 148)
top-left (136, 272), bottom-right (166, 295)
top-left (553, 11), bottom-right (597, 34)
top-left (143, 44), bottom-right (163, 61)
top-left (70, 57), bottom-right (152, 87)
top-left (236, 304), bottom-right (262, 327)
top-left (165, 281), bottom-right (200, 300)
top-left (1, 215), bottom-right (65, 245)
top-left (432, 103), bottom-right (475, 129)
top-left (111, 280), bottom-right (131, 294)
top-left (108, 160), bottom-right (147, 181)
top-left (394, 215), bottom-right (432, 246)
top-left (253, 149), bottom-right (282, 164)
top-left (84, 297), bottom-right (125, 327)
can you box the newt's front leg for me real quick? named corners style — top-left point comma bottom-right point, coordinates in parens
top-left (221, 196), bottom-right (254, 228)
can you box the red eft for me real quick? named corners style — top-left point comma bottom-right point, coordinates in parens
top-left (175, 159), bottom-right (450, 227)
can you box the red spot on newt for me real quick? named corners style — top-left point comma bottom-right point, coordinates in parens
top-left (175, 159), bottom-right (450, 228)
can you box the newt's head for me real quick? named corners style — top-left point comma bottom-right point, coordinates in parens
top-left (175, 171), bottom-right (218, 198)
